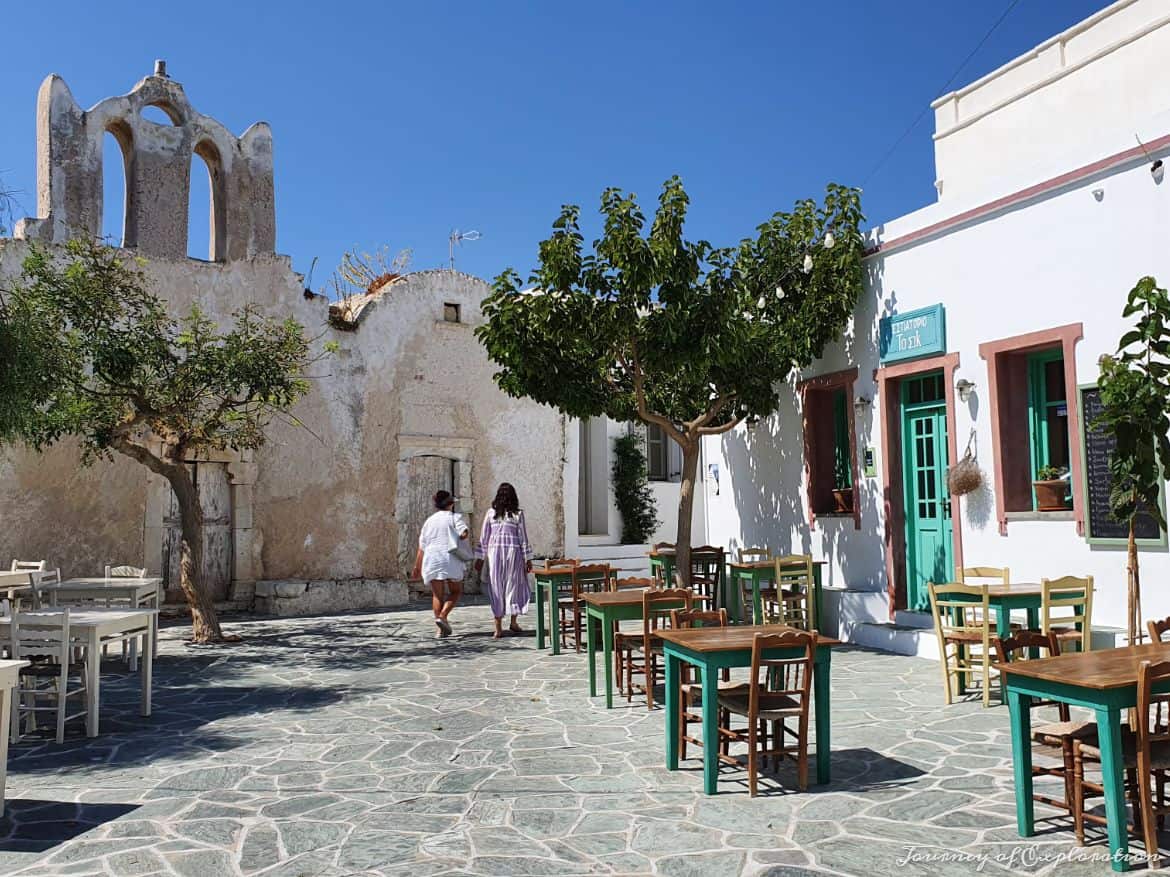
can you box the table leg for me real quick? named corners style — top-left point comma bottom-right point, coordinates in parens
top-left (141, 627), bottom-right (153, 717)
top-left (86, 629), bottom-right (100, 737)
top-left (586, 608), bottom-right (597, 698)
top-left (0, 682), bottom-right (10, 817)
top-left (601, 610), bottom-right (615, 710)
top-left (549, 583), bottom-right (561, 657)
top-left (1007, 687), bottom-right (1035, 837)
top-left (702, 662), bottom-right (719, 794)
top-left (664, 650), bottom-right (680, 771)
top-left (996, 607), bottom-right (1012, 641)
top-left (752, 574), bottom-right (763, 626)
top-left (129, 600), bottom-right (140, 674)
top-left (814, 649), bottom-right (831, 784)
top-left (151, 591), bottom-right (160, 659)
top-left (1096, 706), bottom-right (1131, 872)
top-left (812, 565), bottom-right (823, 632)
top-left (535, 580), bottom-right (547, 650)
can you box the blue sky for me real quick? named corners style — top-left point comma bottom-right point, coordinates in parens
top-left (0, 1), bottom-right (1106, 288)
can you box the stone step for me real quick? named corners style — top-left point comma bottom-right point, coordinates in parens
top-left (820, 587), bottom-right (890, 638)
top-left (846, 619), bottom-right (1129, 659)
top-left (894, 609), bottom-right (935, 630)
top-left (572, 543), bottom-right (651, 576)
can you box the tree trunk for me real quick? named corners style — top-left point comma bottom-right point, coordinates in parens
top-left (167, 465), bottom-right (228, 643)
top-left (1128, 518), bottom-right (1141, 646)
top-left (674, 438), bottom-right (700, 589)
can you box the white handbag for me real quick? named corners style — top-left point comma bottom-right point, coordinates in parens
top-left (447, 513), bottom-right (474, 562)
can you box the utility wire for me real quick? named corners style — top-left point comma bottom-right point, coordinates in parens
top-left (861, 0), bottom-right (1022, 188)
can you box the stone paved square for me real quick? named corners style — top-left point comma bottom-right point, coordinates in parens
top-left (0, 603), bottom-right (1125, 876)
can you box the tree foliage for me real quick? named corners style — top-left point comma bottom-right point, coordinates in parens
top-left (0, 239), bottom-right (324, 641)
top-left (612, 433), bottom-right (660, 544)
top-left (1096, 275), bottom-right (1170, 642)
top-left (476, 176), bottom-right (864, 577)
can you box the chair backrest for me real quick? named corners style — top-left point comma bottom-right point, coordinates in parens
top-left (670, 607), bottom-right (727, 629)
top-left (995, 629), bottom-right (1068, 720)
top-left (1137, 660), bottom-right (1170, 763)
top-left (571, 564), bottom-right (611, 599)
top-left (928, 582), bottom-right (991, 648)
top-left (651, 542), bottom-right (675, 554)
top-left (612, 576), bottom-right (653, 591)
top-left (688, 547), bottom-right (724, 600)
top-left (739, 547), bottom-right (770, 564)
top-left (956, 566), bottom-right (1009, 585)
top-left (10, 559), bottom-right (46, 572)
top-left (8, 608), bottom-right (75, 664)
top-left (642, 588), bottom-right (692, 637)
top-left (106, 565), bottom-right (147, 578)
top-left (750, 630), bottom-right (816, 717)
top-left (1149, 616), bottom-right (1170, 643)
top-left (774, 555), bottom-right (814, 629)
top-left (1041, 575), bottom-right (1093, 651)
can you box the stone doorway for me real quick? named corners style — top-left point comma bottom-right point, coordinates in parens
top-left (160, 462), bottom-right (234, 603)
top-left (395, 435), bottom-right (475, 584)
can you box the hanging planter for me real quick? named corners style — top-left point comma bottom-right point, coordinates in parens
top-left (946, 430), bottom-right (983, 496)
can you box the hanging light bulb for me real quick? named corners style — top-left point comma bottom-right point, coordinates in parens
top-left (756, 295), bottom-right (767, 309)
top-left (775, 283), bottom-right (785, 300)
top-left (824, 231), bottom-right (836, 249)
top-left (802, 253), bottom-right (814, 273)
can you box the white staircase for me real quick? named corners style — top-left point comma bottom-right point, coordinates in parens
top-left (572, 542), bottom-right (651, 577)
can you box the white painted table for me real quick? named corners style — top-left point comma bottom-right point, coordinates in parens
top-left (0, 609), bottom-right (156, 738)
top-left (0, 659), bottom-right (29, 815)
top-left (44, 578), bottom-right (163, 666)
top-left (0, 571), bottom-right (37, 603)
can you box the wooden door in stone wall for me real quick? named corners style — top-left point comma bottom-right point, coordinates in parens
top-left (161, 463), bottom-right (233, 603)
top-left (398, 455), bottom-right (456, 573)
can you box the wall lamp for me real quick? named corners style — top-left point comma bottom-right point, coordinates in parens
top-left (853, 395), bottom-right (872, 412)
top-left (956, 378), bottom-right (977, 402)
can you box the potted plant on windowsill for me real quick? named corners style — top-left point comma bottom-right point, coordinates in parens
top-left (831, 482), bottom-right (854, 513)
top-left (1033, 465), bottom-right (1071, 511)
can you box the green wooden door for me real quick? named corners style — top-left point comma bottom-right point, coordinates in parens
top-left (901, 373), bottom-right (953, 611)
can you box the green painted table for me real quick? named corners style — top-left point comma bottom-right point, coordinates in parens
top-left (660, 625), bottom-right (837, 795)
top-left (727, 561), bottom-right (825, 629)
top-left (533, 566), bottom-right (576, 655)
top-left (583, 589), bottom-right (687, 709)
top-left (1001, 643), bottom-right (1170, 872)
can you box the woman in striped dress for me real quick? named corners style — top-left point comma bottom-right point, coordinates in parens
top-left (475, 483), bottom-right (533, 639)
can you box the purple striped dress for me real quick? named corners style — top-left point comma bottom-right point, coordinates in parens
top-left (477, 510), bottom-right (533, 618)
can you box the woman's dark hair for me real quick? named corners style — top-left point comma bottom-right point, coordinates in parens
top-left (491, 482), bottom-right (520, 518)
top-left (433, 490), bottom-right (454, 510)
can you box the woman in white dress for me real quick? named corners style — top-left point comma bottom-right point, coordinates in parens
top-left (411, 490), bottom-right (469, 637)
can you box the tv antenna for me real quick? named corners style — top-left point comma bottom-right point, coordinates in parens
top-left (448, 229), bottom-right (482, 269)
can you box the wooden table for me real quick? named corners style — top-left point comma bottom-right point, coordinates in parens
top-left (533, 566), bottom-right (576, 655)
top-left (1001, 642), bottom-right (1170, 872)
top-left (583, 589), bottom-right (687, 709)
top-left (660, 625), bottom-right (837, 795)
top-left (43, 578), bottom-right (163, 669)
top-left (0, 659), bottom-right (29, 816)
top-left (0, 608), bottom-right (156, 738)
top-left (727, 561), bottom-right (825, 629)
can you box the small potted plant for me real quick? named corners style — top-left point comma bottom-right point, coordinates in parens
top-left (832, 446), bottom-right (854, 513)
top-left (1033, 465), bottom-right (1071, 510)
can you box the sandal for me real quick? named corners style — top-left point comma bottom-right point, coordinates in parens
top-left (509, 624), bottom-right (524, 635)
top-left (436, 618), bottom-right (452, 635)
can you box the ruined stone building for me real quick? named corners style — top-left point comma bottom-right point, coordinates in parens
top-left (0, 65), bottom-right (575, 614)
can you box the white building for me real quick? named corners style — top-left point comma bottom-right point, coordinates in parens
top-left (703, 0), bottom-right (1170, 652)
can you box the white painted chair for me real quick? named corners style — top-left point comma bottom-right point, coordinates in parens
top-left (103, 565), bottom-right (150, 664)
top-left (8, 609), bottom-right (89, 744)
top-left (10, 560), bottom-right (46, 572)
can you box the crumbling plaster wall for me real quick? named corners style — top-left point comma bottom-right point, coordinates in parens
top-left (0, 239), bottom-right (566, 585)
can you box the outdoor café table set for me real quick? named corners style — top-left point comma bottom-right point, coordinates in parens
top-left (531, 558), bottom-right (837, 796)
top-left (0, 574), bottom-right (161, 739)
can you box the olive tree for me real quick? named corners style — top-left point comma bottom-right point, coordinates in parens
top-left (476, 177), bottom-right (864, 579)
top-left (0, 239), bottom-right (325, 642)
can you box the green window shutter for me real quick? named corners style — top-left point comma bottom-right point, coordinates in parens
top-left (833, 389), bottom-right (852, 489)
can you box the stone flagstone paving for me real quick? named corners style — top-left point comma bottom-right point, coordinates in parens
top-left (0, 602), bottom-right (1142, 876)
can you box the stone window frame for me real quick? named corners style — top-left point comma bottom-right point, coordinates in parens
top-left (978, 323), bottom-right (1084, 536)
top-left (797, 367), bottom-right (861, 531)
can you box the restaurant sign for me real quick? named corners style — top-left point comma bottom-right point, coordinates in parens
top-left (879, 304), bottom-right (946, 364)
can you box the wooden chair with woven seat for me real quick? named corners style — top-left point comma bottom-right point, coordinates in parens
top-left (1041, 575), bottom-right (1093, 653)
top-left (717, 629), bottom-right (816, 796)
top-left (1072, 660), bottom-right (1170, 852)
top-left (622, 588), bottom-right (691, 709)
top-left (688, 547), bottom-right (724, 610)
top-left (1150, 617), bottom-right (1170, 644)
top-left (669, 607), bottom-right (743, 761)
top-left (996, 630), bottom-right (1096, 813)
top-left (774, 555), bottom-right (815, 631)
top-left (609, 577), bottom-right (654, 693)
top-left (559, 564), bottom-right (610, 653)
top-left (8, 608), bottom-right (89, 744)
top-left (956, 566), bottom-right (1010, 585)
top-left (928, 581), bottom-right (996, 707)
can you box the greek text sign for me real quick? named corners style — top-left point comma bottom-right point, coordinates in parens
top-left (879, 304), bottom-right (946, 364)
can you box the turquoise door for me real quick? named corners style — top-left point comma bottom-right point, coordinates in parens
top-left (901, 373), bottom-right (953, 611)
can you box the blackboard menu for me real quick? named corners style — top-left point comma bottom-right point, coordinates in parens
top-left (1080, 385), bottom-right (1163, 543)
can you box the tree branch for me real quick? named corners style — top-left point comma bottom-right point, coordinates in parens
top-left (698, 415), bottom-right (745, 436)
top-left (630, 343), bottom-right (688, 446)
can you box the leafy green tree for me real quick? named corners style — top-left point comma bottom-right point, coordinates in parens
top-left (477, 177), bottom-right (864, 579)
top-left (1097, 276), bottom-right (1170, 644)
top-left (0, 239), bottom-right (325, 642)
top-left (612, 432), bottom-right (660, 544)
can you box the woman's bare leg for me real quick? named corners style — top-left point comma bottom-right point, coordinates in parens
top-left (440, 581), bottom-right (462, 620)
